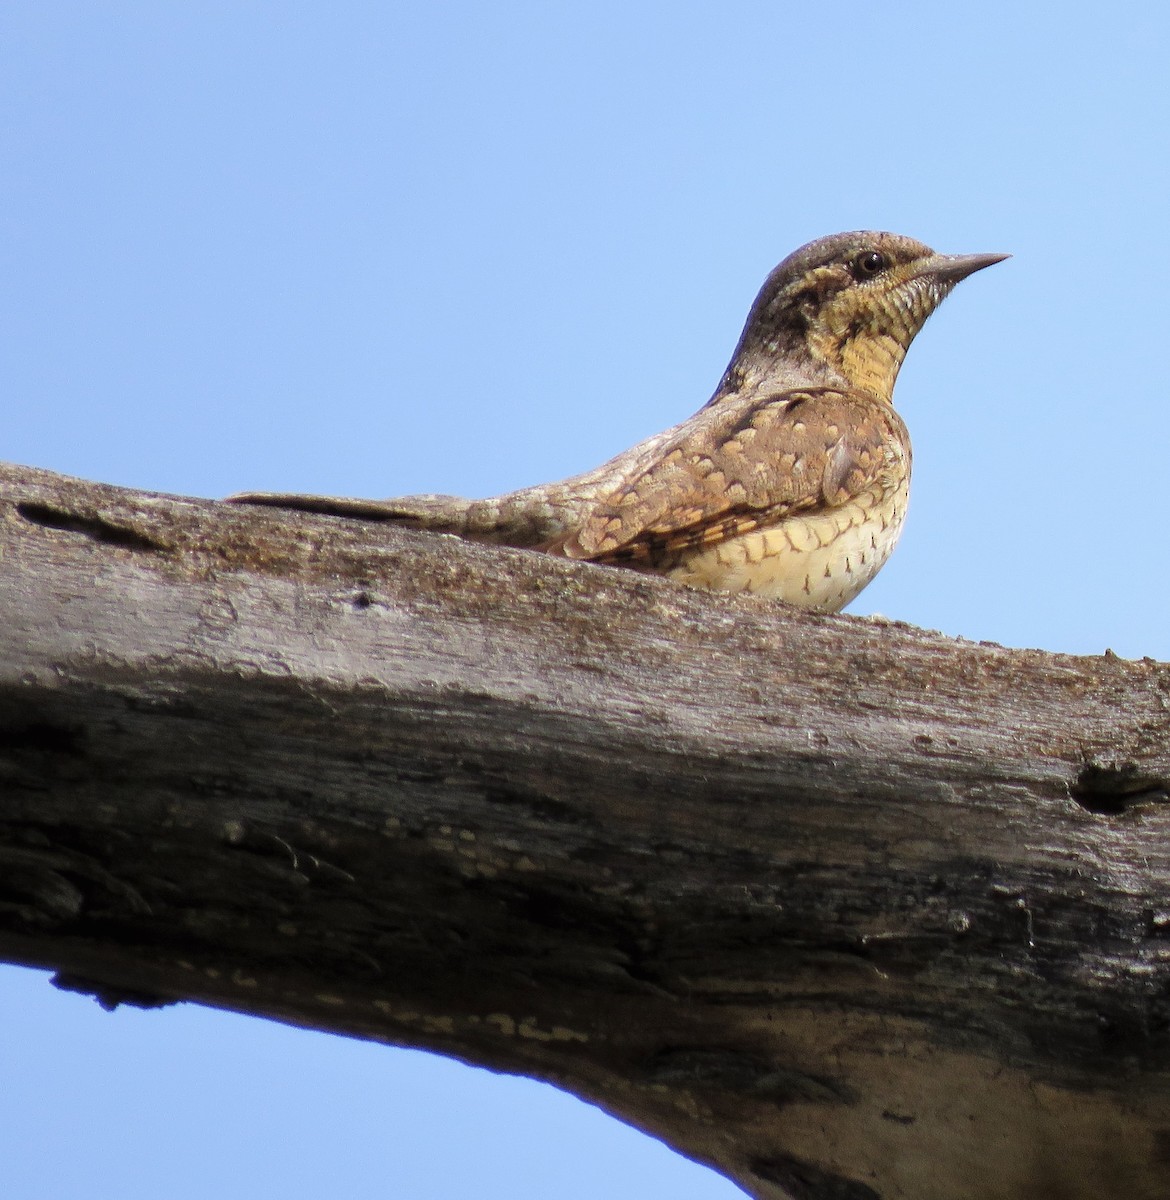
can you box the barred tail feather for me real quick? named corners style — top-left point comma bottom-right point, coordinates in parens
top-left (226, 491), bottom-right (474, 533)
top-left (228, 484), bottom-right (588, 550)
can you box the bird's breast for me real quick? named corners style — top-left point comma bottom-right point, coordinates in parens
top-left (661, 476), bottom-right (909, 613)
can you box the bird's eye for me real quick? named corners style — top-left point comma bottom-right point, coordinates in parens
top-left (854, 251), bottom-right (887, 277)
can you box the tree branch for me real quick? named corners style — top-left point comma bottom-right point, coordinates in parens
top-left (1, 462), bottom-right (1168, 1200)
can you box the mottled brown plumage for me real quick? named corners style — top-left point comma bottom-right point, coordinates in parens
top-left (229, 232), bottom-right (1006, 611)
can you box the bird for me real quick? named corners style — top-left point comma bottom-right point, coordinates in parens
top-left (228, 232), bottom-right (1006, 612)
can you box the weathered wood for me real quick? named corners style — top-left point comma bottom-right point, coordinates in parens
top-left (0, 461), bottom-right (1167, 1200)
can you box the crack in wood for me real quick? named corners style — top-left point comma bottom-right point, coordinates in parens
top-left (16, 501), bottom-right (170, 553)
top-left (1070, 761), bottom-right (1170, 815)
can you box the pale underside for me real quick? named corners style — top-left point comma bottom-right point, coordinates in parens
top-left (656, 478), bottom-right (909, 612)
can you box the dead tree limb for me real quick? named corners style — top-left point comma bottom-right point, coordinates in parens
top-left (0, 461), bottom-right (1168, 1200)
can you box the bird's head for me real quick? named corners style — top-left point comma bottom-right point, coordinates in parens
top-left (720, 231), bottom-right (1007, 402)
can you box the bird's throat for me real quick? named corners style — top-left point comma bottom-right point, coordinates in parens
top-left (806, 323), bottom-right (907, 403)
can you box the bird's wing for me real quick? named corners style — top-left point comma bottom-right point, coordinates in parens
top-left (552, 387), bottom-right (908, 563)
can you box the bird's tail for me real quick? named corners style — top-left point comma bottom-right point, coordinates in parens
top-left (226, 491), bottom-right (475, 534)
top-left (226, 488), bottom-right (583, 551)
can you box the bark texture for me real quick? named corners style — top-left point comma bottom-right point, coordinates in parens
top-left (0, 461), bottom-right (1168, 1200)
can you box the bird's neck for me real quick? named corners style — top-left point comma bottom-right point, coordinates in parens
top-left (712, 330), bottom-right (904, 407)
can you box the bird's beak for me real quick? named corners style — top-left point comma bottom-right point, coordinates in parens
top-left (922, 251), bottom-right (1011, 283)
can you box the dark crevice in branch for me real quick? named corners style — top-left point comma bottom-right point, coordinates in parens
top-left (16, 501), bottom-right (169, 552)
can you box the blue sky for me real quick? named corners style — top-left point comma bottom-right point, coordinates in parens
top-left (2, 4), bottom-right (1168, 1198)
